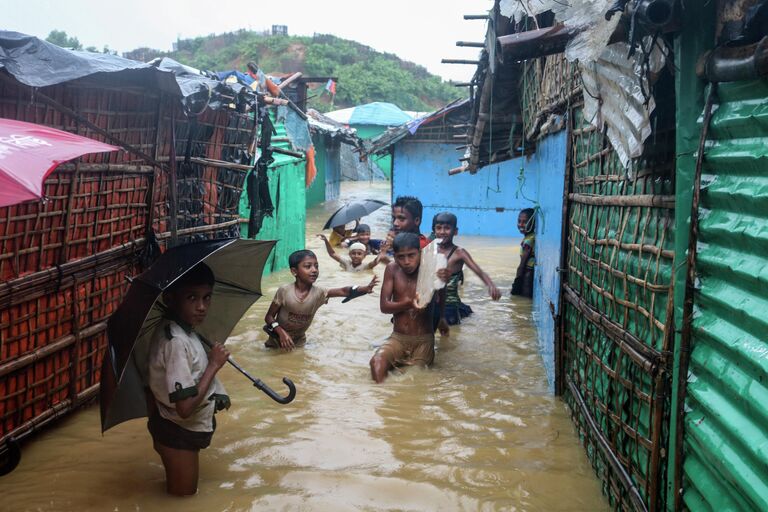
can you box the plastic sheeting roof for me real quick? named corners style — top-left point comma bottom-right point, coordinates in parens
top-left (0, 32), bottom-right (252, 110)
top-left (325, 102), bottom-right (413, 126)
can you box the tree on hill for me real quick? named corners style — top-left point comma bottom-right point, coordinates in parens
top-left (45, 30), bottom-right (82, 50)
top-left (162, 31), bottom-right (461, 113)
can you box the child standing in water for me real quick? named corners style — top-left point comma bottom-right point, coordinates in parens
top-left (317, 234), bottom-right (382, 272)
top-left (370, 233), bottom-right (448, 383)
top-left (432, 212), bottom-right (502, 325)
top-left (264, 250), bottom-right (378, 350)
top-left (387, 196), bottom-right (430, 249)
top-left (341, 224), bottom-right (386, 255)
top-left (147, 263), bottom-right (231, 496)
top-left (511, 208), bottom-right (536, 298)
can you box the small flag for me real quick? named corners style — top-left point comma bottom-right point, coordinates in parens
top-left (324, 79), bottom-right (336, 97)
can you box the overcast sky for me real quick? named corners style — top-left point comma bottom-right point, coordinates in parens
top-left (4, 0), bottom-right (491, 82)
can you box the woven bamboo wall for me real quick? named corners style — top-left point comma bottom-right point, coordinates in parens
top-left (561, 105), bottom-right (675, 511)
top-left (0, 75), bottom-right (253, 448)
top-left (521, 54), bottom-right (580, 140)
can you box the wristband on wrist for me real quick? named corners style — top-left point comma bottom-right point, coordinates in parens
top-left (270, 321), bottom-right (279, 329)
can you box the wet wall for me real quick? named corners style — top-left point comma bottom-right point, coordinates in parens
top-left (530, 130), bottom-right (568, 390)
top-left (391, 141), bottom-right (537, 237)
top-left (307, 136), bottom-right (341, 207)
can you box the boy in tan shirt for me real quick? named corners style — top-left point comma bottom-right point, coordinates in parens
top-left (264, 249), bottom-right (378, 350)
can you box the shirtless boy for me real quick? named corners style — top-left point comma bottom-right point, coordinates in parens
top-left (369, 233), bottom-right (448, 383)
top-left (433, 212), bottom-right (501, 325)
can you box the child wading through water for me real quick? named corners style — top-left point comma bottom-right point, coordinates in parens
top-left (341, 223), bottom-right (386, 256)
top-left (511, 208), bottom-right (536, 298)
top-left (370, 233), bottom-right (448, 383)
top-left (147, 263), bottom-right (230, 496)
top-left (264, 250), bottom-right (378, 350)
top-left (317, 234), bottom-right (382, 272)
top-left (387, 196), bottom-right (430, 250)
top-left (432, 212), bottom-right (502, 324)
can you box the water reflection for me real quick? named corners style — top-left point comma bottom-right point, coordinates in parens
top-left (0, 181), bottom-right (607, 511)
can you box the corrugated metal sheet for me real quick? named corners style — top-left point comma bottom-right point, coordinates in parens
top-left (531, 130), bottom-right (568, 389)
top-left (683, 79), bottom-right (768, 512)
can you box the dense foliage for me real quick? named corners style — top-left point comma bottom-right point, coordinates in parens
top-left (167, 31), bottom-right (461, 112)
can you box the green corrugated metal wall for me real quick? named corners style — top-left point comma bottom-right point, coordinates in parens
top-left (681, 79), bottom-right (768, 511)
top-left (239, 117), bottom-right (306, 273)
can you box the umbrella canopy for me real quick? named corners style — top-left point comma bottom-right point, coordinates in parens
top-left (0, 118), bottom-right (119, 207)
top-left (324, 102), bottom-right (413, 126)
top-left (100, 238), bottom-right (276, 432)
top-left (323, 199), bottom-right (388, 230)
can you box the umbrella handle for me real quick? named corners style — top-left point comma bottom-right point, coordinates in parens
top-left (251, 377), bottom-right (297, 405)
top-left (223, 356), bottom-right (296, 405)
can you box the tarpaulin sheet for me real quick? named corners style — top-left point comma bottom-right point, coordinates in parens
top-left (0, 32), bottom-right (247, 108)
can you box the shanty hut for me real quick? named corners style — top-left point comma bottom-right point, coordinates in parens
top-left (450, 1), bottom-right (768, 510)
top-left (0, 32), bottom-right (274, 471)
top-left (326, 101), bottom-right (413, 179)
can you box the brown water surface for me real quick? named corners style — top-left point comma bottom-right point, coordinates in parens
top-left (0, 182), bottom-right (608, 511)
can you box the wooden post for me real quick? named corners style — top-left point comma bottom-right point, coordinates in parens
top-left (441, 59), bottom-right (481, 65)
top-left (168, 110), bottom-right (179, 247)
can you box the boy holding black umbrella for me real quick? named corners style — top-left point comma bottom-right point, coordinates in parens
top-left (147, 263), bottom-right (231, 496)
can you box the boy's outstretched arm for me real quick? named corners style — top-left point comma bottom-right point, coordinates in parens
top-left (316, 234), bottom-right (342, 263)
top-left (459, 248), bottom-right (502, 300)
top-left (265, 301), bottom-right (295, 351)
top-left (327, 275), bottom-right (379, 298)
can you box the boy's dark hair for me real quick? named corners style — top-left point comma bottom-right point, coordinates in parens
top-left (393, 196), bottom-right (423, 223)
top-left (170, 263), bottom-right (215, 291)
top-left (520, 208), bottom-right (536, 233)
top-left (392, 232), bottom-right (420, 252)
top-left (354, 223), bottom-right (371, 234)
top-left (432, 212), bottom-right (457, 230)
top-left (288, 249), bottom-right (317, 269)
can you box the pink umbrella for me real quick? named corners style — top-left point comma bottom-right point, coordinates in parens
top-left (0, 118), bottom-right (120, 207)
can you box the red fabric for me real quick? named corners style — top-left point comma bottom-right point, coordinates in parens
top-left (0, 119), bottom-right (118, 207)
top-left (305, 145), bottom-right (317, 188)
top-left (419, 234), bottom-right (430, 249)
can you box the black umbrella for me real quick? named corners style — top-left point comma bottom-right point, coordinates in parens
top-left (100, 238), bottom-right (295, 433)
top-left (323, 199), bottom-right (388, 230)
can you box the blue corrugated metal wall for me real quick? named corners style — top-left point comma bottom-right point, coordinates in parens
top-left (531, 131), bottom-right (568, 389)
top-left (391, 141), bottom-right (537, 237)
top-left (682, 79), bottom-right (768, 512)
top-left (325, 138), bottom-right (341, 202)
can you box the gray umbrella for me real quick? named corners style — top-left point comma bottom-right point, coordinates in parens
top-left (100, 238), bottom-right (295, 433)
top-left (323, 199), bottom-right (388, 229)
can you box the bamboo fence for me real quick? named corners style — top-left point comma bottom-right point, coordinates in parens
top-left (0, 73), bottom-right (255, 453)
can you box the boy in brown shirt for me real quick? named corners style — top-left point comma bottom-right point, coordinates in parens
top-left (264, 249), bottom-right (377, 350)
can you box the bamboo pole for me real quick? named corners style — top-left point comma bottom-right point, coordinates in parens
top-left (468, 67), bottom-right (495, 173)
top-left (566, 377), bottom-right (650, 512)
top-left (464, 14), bottom-right (489, 20)
top-left (569, 193), bottom-right (676, 209)
top-left (278, 72), bottom-right (303, 90)
top-left (441, 59), bottom-right (481, 65)
top-left (456, 41), bottom-right (485, 47)
top-left (563, 285), bottom-right (661, 372)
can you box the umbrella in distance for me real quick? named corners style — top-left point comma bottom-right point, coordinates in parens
top-left (323, 199), bottom-right (388, 230)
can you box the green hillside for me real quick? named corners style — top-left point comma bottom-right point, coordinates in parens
top-left (146, 31), bottom-right (462, 113)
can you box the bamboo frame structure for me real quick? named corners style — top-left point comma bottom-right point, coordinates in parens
top-left (0, 71), bottom-right (257, 453)
top-left (559, 104), bottom-right (676, 511)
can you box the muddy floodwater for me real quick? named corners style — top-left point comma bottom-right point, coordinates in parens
top-left (0, 182), bottom-right (608, 511)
